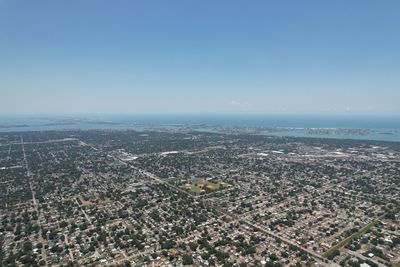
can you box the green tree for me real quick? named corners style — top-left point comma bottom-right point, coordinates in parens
top-left (182, 254), bottom-right (193, 265)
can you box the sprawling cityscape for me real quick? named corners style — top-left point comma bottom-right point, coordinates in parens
top-left (2, 0), bottom-right (400, 266)
top-left (1, 129), bottom-right (399, 266)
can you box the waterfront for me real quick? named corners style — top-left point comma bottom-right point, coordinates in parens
top-left (0, 115), bottom-right (399, 142)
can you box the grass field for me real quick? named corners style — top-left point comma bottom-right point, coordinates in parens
top-left (180, 178), bottom-right (232, 195)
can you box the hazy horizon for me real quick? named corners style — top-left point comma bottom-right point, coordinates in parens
top-left (1, 112), bottom-right (400, 117)
top-left (1, 1), bottom-right (400, 115)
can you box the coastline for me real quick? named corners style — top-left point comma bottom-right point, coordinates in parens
top-left (0, 114), bottom-right (399, 143)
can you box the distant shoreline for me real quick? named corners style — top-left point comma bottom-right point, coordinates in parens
top-left (0, 115), bottom-right (399, 142)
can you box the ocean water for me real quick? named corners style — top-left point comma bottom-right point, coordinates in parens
top-left (0, 114), bottom-right (399, 142)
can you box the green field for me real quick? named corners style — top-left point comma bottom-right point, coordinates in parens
top-left (179, 178), bottom-right (232, 195)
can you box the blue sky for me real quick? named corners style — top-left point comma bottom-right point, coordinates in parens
top-left (0, 0), bottom-right (399, 114)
